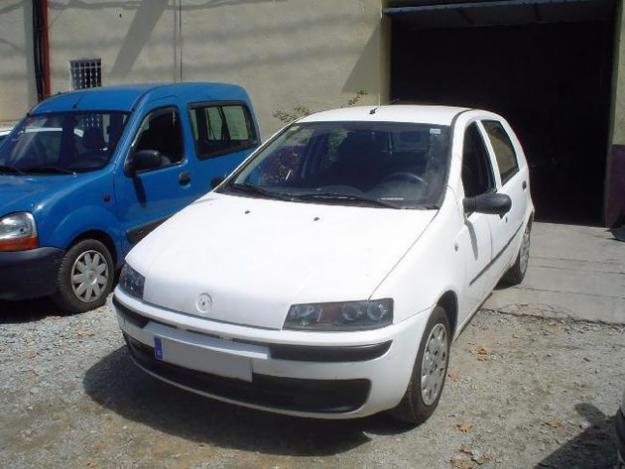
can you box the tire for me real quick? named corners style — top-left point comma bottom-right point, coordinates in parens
top-left (503, 222), bottom-right (531, 286)
top-left (51, 239), bottom-right (114, 314)
top-left (390, 306), bottom-right (451, 425)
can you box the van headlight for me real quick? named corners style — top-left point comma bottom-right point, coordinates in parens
top-left (284, 299), bottom-right (393, 331)
top-left (118, 263), bottom-right (145, 299)
top-left (0, 212), bottom-right (38, 251)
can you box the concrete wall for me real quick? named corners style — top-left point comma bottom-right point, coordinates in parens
top-left (0, 1), bottom-right (37, 123)
top-left (41, 0), bottom-right (386, 137)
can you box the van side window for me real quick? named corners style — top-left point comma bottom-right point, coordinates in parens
top-left (134, 108), bottom-right (184, 169)
top-left (462, 123), bottom-right (495, 198)
top-left (482, 120), bottom-right (519, 185)
top-left (189, 103), bottom-right (257, 159)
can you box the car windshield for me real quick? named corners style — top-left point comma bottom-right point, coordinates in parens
top-left (0, 111), bottom-right (129, 174)
top-left (224, 121), bottom-right (451, 209)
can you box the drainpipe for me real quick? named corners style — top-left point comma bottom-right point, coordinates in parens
top-left (33, 0), bottom-right (51, 102)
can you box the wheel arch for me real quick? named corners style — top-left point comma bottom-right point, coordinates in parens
top-left (437, 290), bottom-right (458, 336)
top-left (69, 230), bottom-right (118, 267)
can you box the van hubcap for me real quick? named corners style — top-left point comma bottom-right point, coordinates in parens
top-left (420, 323), bottom-right (448, 406)
top-left (71, 250), bottom-right (109, 303)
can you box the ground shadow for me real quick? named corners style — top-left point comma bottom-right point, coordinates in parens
top-left (83, 346), bottom-right (411, 457)
top-left (0, 297), bottom-right (65, 324)
top-left (535, 403), bottom-right (617, 469)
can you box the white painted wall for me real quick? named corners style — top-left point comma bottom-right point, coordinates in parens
top-left (42, 0), bottom-right (385, 137)
top-left (0, 1), bottom-right (36, 123)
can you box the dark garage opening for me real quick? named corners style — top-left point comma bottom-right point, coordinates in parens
top-left (388, 0), bottom-right (616, 224)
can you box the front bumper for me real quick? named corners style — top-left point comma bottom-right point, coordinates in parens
top-left (113, 289), bottom-right (431, 419)
top-left (0, 247), bottom-right (64, 300)
top-left (616, 409), bottom-right (625, 464)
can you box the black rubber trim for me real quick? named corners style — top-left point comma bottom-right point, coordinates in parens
top-left (114, 297), bottom-right (391, 363)
top-left (469, 222), bottom-right (524, 286)
top-left (616, 409), bottom-right (625, 460)
top-left (113, 296), bottom-right (150, 328)
top-left (269, 341), bottom-right (392, 362)
top-left (0, 247), bottom-right (64, 300)
top-left (126, 217), bottom-right (168, 244)
top-left (124, 334), bottom-right (370, 414)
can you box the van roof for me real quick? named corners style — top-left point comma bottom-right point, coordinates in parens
top-left (31, 83), bottom-right (250, 114)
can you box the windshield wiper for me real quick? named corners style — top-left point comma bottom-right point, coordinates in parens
top-left (22, 166), bottom-right (76, 175)
top-left (292, 191), bottom-right (400, 209)
top-left (227, 183), bottom-right (294, 201)
top-left (0, 165), bottom-right (23, 175)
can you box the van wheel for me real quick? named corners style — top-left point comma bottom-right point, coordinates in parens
top-left (389, 306), bottom-right (450, 425)
top-left (503, 223), bottom-right (531, 286)
top-left (52, 239), bottom-right (114, 314)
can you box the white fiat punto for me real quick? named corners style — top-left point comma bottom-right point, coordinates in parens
top-left (113, 105), bottom-right (533, 423)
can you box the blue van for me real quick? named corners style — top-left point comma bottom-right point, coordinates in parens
top-left (0, 83), bottom-right (259, 312)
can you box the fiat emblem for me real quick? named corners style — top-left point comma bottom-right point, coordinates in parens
top-left (196, 293), bottom-right (213, 314)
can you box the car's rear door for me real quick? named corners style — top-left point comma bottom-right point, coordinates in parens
top-left (187, 101), bottom-right (259, 194)
top-left (480, 119), bottom-right (529, 272)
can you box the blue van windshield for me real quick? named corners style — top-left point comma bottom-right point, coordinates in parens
top-left (0, 112), bottom-right (129, 174)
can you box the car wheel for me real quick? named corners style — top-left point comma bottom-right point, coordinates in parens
top-left (52, 239), bottom-right (114, 314)
top-left (503, 222), bottom-right (531, 286)
top-left (390, 305), bottom-right (451, 425)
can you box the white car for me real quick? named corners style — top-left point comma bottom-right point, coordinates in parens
top-left (113, 105), bottom-right (533, 423)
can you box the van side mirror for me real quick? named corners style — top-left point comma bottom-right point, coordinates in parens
top-left (211, 176), bottom-right (225, 189)
top-left (128, 150), bottom-right (162, 175)
top-left (464, 193), bottom-right (511, 216)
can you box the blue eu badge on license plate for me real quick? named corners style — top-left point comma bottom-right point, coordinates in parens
top-left (154, 337), bottom-right (163, 360)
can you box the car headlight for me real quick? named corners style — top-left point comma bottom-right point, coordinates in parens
top-left (118, 263), bottom-right (145, 299)
top-left (284, 299), bottom-right (393, 331)
top-left (0, 212), bottom-right (38, 251)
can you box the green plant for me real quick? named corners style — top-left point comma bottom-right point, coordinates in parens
top-left (272, 90), bottom-right (369, 125)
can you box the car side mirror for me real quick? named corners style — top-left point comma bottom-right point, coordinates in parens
top-left (129, 150), bottom-right (162, 174)
top-left (211, 176), bottom-right (225, 189)
top-left (463, 193), bottom-right (511, 216)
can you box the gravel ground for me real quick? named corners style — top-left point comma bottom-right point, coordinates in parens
top-left (0, 297), bottom-right (623, 469)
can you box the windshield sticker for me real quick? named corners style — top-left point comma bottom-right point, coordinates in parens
top-left (430, 128), bottom-right (441, 135)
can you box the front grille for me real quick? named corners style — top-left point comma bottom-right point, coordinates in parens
top-left (124, 334), bottom-right (371, 414)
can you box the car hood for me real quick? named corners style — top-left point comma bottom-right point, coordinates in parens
top-left (128, 193), bottom-right (437, 329)
top-left (0, 174), bottom-right (74, 215)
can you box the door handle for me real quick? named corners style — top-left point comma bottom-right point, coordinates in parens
top-left (522, 180), bottom-right (527, 190)
top-left (178, 171), bottom-right (191, 185)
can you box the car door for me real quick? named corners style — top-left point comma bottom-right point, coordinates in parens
top-left (458, 121), bottom-right (499, 318)
top-left (187, 101), bottom-right (259, 193)
top-left (480, 119), bottom-right (528, 273)
top-left (115, 101), bottom-right (197, 255)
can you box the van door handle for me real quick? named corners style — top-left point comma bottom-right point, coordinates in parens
top-left (179, 172), bottom-right (191, 186)
top-left (522, 180), bottom-right (527, 190)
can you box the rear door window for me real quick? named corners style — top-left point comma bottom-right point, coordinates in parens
top-left (189, 103), bottom-right (257, 159)
top-left (482, 120), bottom-right (519, 185)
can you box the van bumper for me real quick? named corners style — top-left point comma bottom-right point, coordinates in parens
top-left (0, 247), bottom-right (64, 300)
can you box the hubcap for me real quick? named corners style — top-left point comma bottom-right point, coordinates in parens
top-left (519, 227), bottom-right (531, 274)
top-left (71, 250), bottom-right (109, 303)
top-left (420, 323), bottom-right (448, 406)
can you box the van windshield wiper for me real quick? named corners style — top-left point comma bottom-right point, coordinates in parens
top-left (227, 183), bottom-right (293, 201)
top-left (292, 191), bottom-right (400, 209)
top-left (22, 166), bottom-right (76, 175)
top-left (0, 165), bottom-right (23, 175)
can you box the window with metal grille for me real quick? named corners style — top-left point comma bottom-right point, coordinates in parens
top-left (69, 58), bottom-right (102, 90)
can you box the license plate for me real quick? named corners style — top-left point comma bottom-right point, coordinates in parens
top-left (153, 336), bottom-right (252, 382)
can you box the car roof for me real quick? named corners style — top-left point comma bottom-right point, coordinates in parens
top-left (297, 105), bottom-right (472, 126)
top-left (30, 82), bottom-right (250, 114)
